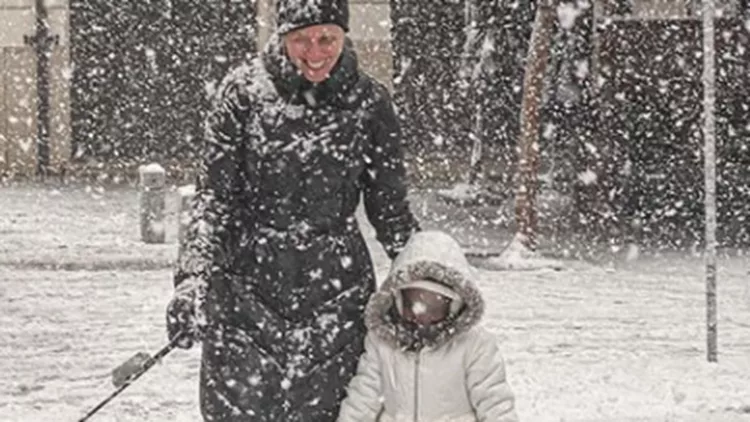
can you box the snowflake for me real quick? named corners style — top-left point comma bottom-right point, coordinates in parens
top-left (578, 169), bottom-right (598, 185)
top-left (309, 268), bottom-right (323, 280)
top-left (330, 279), bottom-right (342, 290)
top-left (411, 301), bottom-right (427, 315)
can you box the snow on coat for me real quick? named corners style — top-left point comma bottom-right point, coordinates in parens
top-left (337, 231), bottom-right (519, 422)
top-left (174, 32), bottom-right (419, 422)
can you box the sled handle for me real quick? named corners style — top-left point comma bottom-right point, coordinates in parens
top-left (77, 333), bottom-right (184, 422)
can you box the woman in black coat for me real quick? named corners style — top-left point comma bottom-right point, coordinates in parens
top-left (166, 0), bottom-right (419, 420)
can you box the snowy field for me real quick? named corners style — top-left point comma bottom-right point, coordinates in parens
top-left (1, 185), bottom-right (750, 422)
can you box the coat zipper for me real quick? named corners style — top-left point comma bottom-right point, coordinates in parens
top-left (413, 351), bottom-right (420, 422)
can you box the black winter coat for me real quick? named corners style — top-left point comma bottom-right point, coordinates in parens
top-left (175, 35), bottom-right (419, 422)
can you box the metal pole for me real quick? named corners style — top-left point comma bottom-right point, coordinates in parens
top-left (78, 336), bottom-right (182, 422)
top-left (35, 0), bottom-right (51, 178)
top-left (25, 0), bottom-right (58, 178)
top-left (702, 0), bottom-right (718, 363)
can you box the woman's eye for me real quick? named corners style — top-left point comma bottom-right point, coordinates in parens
top-left (291, 37), bottom-right (308, 48)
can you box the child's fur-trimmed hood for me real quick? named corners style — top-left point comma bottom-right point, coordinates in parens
top-left (364, 231), bottom-right (485, 350)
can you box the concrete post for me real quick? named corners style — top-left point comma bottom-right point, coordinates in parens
top-left (138, 163), bottom-right (166, 244)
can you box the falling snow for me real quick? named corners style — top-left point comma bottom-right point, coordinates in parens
top-left (2, 0), bottom-right (750, 421)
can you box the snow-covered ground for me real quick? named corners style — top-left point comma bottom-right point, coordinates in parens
top-left (1, 185), bottom-right (749, 421)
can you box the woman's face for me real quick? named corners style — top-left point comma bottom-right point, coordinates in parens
top-left (283, 24), bottom-right (345, 83)
top-left (400, 288), bottom-right (452, 326)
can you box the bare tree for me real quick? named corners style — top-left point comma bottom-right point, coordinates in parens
top-left (515, 0), bottom-right (556, 249)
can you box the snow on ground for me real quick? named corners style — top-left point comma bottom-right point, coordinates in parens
top-left (482, 257), bottom-right (750, 422)
top-left (0, 185), bottom-right (177, 270)
top-left (1, 184), bottom-right (749, 421)
top-left (484, 233), bottom-right (565, 271)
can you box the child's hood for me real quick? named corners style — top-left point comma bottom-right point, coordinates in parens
top-left (364, 230), bottom-right (485, 350)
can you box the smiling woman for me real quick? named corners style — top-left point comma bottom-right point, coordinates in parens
top-left (163, 0), bottom-right (420, 420)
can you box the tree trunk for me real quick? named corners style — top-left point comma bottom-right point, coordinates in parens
top-left (514, 0), bottom-right (555, 249)
top-left (463, 0), bottom-right (482, 185)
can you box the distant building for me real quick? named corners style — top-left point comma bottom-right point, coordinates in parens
top-left (0, 0), bottom-right (392, 178)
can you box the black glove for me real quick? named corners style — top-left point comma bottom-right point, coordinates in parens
top-left (166, 278), bottom-right (207, 349)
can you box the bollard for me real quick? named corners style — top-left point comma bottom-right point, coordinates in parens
top-left (138, 163), bottom-right (166, 244)
top-left (177, 184), bottom-right (196, 259)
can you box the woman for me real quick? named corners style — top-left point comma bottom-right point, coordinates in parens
top-left (166, 0), bottom-right (419, 420)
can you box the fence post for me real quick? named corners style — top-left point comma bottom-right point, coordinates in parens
top-left (177, 184), bottom-right (196, 259)
top-left (138, 163), bottom-right (166, 244)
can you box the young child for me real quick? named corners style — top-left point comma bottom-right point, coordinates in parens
top-left (337, 230), bottom-right (519, 422)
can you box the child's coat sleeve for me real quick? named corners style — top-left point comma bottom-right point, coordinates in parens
top-left (466, 330), bottom-right (519, 422)
top-left (337, 333), bottom-right (384, 421)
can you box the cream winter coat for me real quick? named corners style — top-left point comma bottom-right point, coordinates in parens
top-left (338, 231), bottom-right (519, 422)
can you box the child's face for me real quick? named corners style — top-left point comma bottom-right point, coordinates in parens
top-left (400, 287), bottom-right (452, 326)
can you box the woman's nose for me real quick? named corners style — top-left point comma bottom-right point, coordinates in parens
top-left (304, 44), bottom-right (327, 60)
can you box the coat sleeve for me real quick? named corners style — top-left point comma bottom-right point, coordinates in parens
top-left (174, 77), bottom-right (248, 287)
top-left (465, 330), bottom-right (519, 422)
top-left (337, 333), bottom-right (384, 422)
top-left (360, 84), bottom-right (420, 259)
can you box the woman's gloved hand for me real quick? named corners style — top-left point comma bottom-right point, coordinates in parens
top-left (166, 278), bottom-right (208, 349)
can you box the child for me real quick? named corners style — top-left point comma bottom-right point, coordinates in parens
top-left (337, 230), bottom-right (519, 422)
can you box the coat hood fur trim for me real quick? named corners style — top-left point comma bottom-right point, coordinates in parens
top-left (365, 231), bottom-right (485, 350)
